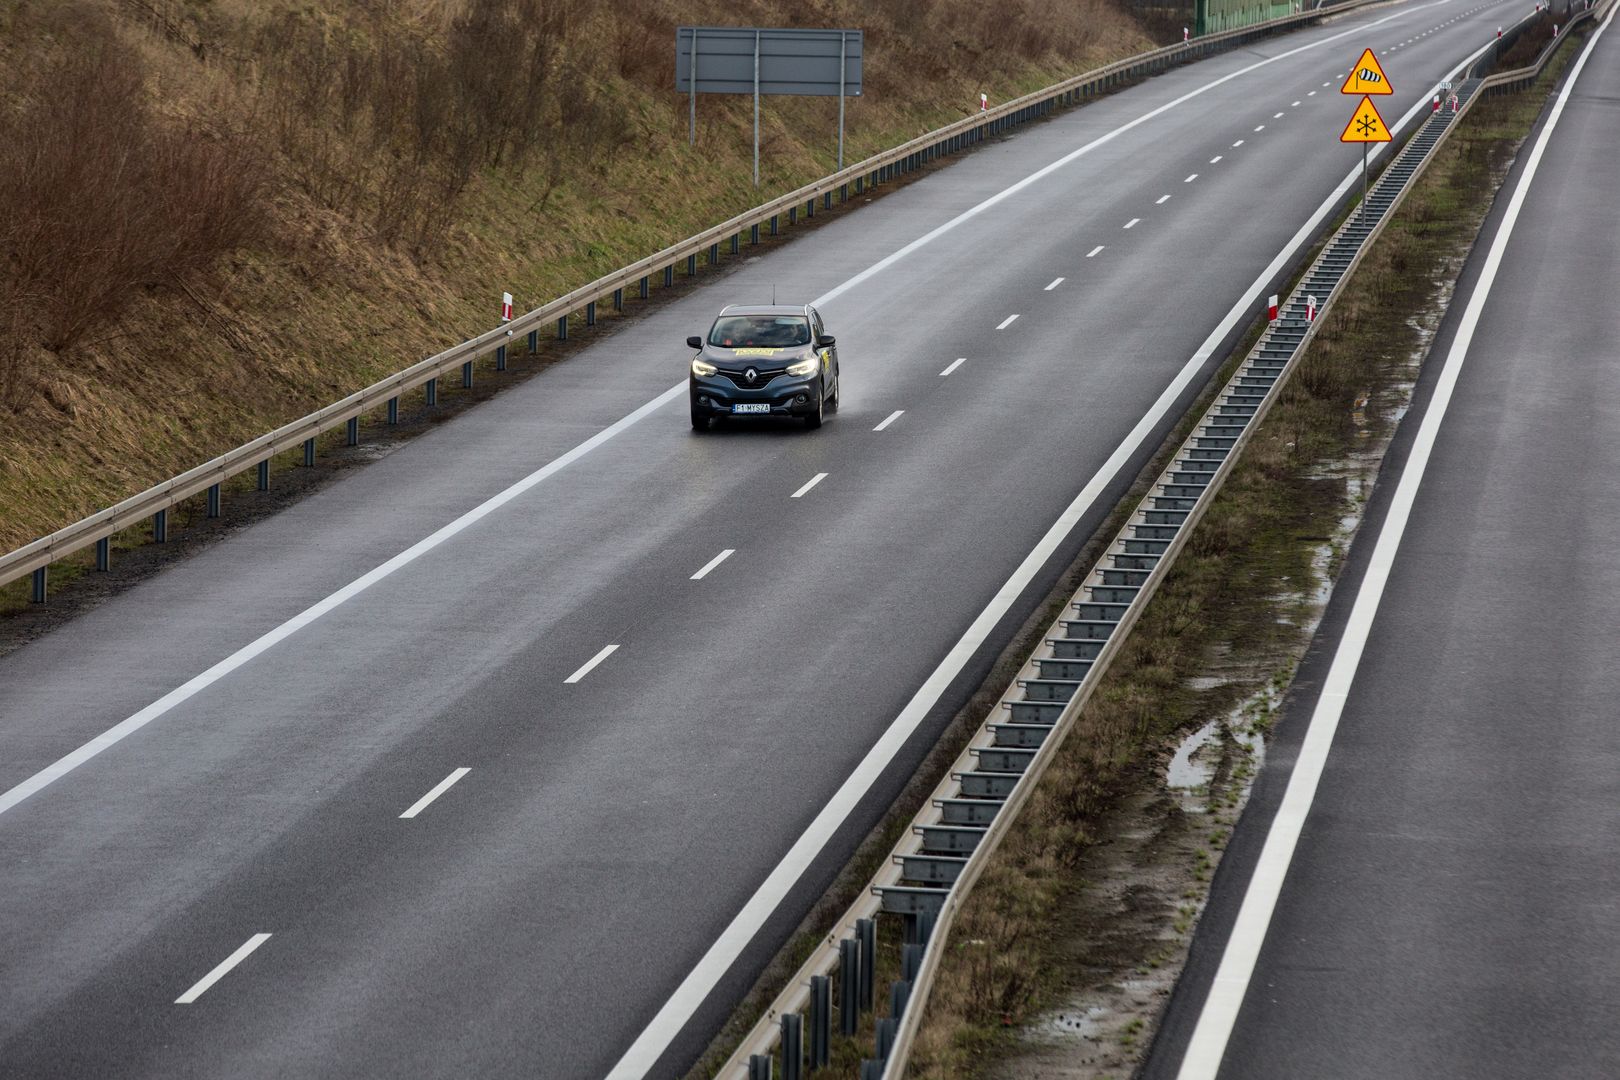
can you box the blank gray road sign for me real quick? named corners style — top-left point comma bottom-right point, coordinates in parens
top-left (675, 27), bottom-right (863, 97)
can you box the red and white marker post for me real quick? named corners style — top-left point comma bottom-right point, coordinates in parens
top-left (1267, 294), bottom-right (1279, 322)
top-left (1306, 294), bottom-right (1318, 322)
top-left (501, 292), bottom-right (513, 322)
top-left (1432, 94), bottom-right (1441, 112)
top-left (1183, 26), bottom-right (1190, 42)
top-left (979, 92), bottom-right (988, 111)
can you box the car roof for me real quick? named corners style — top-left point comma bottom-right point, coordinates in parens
top-left (717, 305), bottom-right (811, 317)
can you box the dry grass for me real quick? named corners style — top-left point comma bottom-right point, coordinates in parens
top-left (0, 0), bottom-right (1172, 553)
top-left (903, 40), bottom-right (1577, 1078)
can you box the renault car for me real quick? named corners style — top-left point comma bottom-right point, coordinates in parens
top-left (687, 305), bottom-right (840, 430)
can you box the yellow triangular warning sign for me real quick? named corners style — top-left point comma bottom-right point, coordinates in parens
top-left (1340, 96), bottom-right (1391, 143)
top-left (1341, 49), bottom-right (1394, 94)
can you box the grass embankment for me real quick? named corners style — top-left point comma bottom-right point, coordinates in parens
top-left (0, 0), bottom-right (1176, 576)
top-left (903, 29), bottom-right (1583, 1078)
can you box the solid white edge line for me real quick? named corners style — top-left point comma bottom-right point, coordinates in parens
top-left (607, 14), bottom-right (1482, 1074)
top-left (690, 549), bottom-right (736, 581)
top-left (873, 410), bottom-right (905, 432)
top-left (1171, 11), bottom-right (1615, 1079)
top-left (1044, 277), bottom-right (1065, 291)
top-left (790, 473), bottom-right (828, 498)
top-left (175, 933), bottom-right (272, 1004)
top-left (564, 644), bottom-right (619, 685)
top-left (939, 358), bottom-right (967, 376)
top-left (996, 314), bottom-right (1021, 330)
top-left (1087, 245), bottom-right (1106, 257)
top-left (399, 767), bottom-right (471, 819)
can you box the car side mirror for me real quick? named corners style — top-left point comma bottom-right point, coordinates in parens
top-left (686, 336), bottom-right (703, 349)
top-left (817, 335), bottom-right (836, 348)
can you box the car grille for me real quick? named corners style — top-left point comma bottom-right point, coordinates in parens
top-left (722, 367), bottom-right (788, 390)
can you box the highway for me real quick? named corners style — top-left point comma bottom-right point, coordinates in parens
top-left (0, 2), bottom-right (1525, 1076)
top-left (1146, 6), bottom-right (1620, 1078)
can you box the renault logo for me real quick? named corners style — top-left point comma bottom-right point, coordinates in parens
top-left (745, 367), bottom-right (758, 382)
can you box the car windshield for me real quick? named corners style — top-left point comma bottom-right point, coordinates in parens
top-left (708, 315), bottom-right (811, 348)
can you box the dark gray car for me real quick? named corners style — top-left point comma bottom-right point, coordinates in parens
top-left (687, 304), bottom-right (841, 430)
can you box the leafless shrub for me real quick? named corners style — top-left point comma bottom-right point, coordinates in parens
top-left (0, 4), bottom-right (268, 409)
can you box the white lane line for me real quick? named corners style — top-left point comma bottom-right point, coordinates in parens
top-left (1291, 100), bottom-right (1302, 106)
top-left (399, 767), bottom-right (470, 819)
top-left (1087, 245), bottom-right (1106, 257)
top-left (1171, 11), bottom-right (1617, 1079)
top-left (1308, 90), bottom-right (1317, 96)
top-left (1273, 111), bottom-right (1285, 118)
top-left (1184, 173), bottom-right (1198, 182)
top-left (873, 410), bottom-right (904, 432)
top-left (1209, 155), bottom-right (1223, 164)
top-left (1157, 194), bottom-right (1172, 204)
top-left (939, 358), bottom-right (967, 377)
top-left (564, 644), bottom-right (619, 684)
top-left (1255, 123), bottom-right (1266, 131)
top-left (1123, 217), bottom-right (1141, 229)
top-left (996, 314), bottom-right (1020, 329)
top-left (790, 472), bottom-right (827, 498)
top-left (176, 934), bottom-right (271, 1004)
top-left (1044, 277), bottom-right (1065, 291)
top-left (1232, 139), bottom-right (1245, 147)
top-left (690, 549), bottom-right (735, 581)
top-left (608, 24), bottom-right (1479, 1076)
top-left (1323, 81), bottom-right (1332, 86)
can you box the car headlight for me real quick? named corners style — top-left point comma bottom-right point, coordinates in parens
top-left (691, 357), bottom-right (718, 377)
top-left (786, 355), bottom-right (819, 377)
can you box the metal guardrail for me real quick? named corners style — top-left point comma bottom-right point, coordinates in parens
top-left (1, 0), bottom-right (1387, 602)
top-left (717, 1), bottom-right (1606, 1075)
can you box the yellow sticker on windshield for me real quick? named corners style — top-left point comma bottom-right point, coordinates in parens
top-left (732, 348), bottom-right (781, 356)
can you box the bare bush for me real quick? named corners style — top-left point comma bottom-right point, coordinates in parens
top-left (0, 5), bottom-right (268, 408)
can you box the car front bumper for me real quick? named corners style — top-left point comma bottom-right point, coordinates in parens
top-left (690, 374), bottom-right (822, 417)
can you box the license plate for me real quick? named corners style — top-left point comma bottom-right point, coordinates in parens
top-left (732, 403), bottom-right (771, 414)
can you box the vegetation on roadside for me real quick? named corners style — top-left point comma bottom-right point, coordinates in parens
top-left (902, 29), bottom-right (1585, 1078)
top-left (0, 0), bottom-right (1187, 558)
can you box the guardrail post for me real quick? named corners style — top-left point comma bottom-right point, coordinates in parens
top-left (840, 183), bottom-right (848, 202)
top-left (461, 361), bottom-right (473, 389)
top-left (824, 191), bottom-right (833, 210)
top-left (875, 1017), bottom-right (898, 1060)
top-left (387, 397), bottom-right (399, 425)
top-left (750, 223), bottom-right (760, 245)
top-left (613, 288), bottom-right (624, 312)
top-left (901, 943), bottom-right (924, 980)
top-left (96, 537), bottom-right (110, 572)
top-left (731, 233), bottom-right (740, 255)
top-left (770, 214), bottom-right (779, 236)
top-left (639, 275), bottom-right (650, 299)
top-left (30, 567), bottom-right (45, 604)
top-left (788, 206), bottom-right (797, 226)
top-left (709, 243), bottom-right (719, 265)
top-left (346, 416), bottom-right (360, 446)
top-left (495, 344), bottom-right (506, 372)
top-left (153, 509), bottom-right (168, 543)
top-left (207, 483), bottom-right (221, 518)
top-left (780, 1013), bottom-right (802, 1080)
top-left (857, 918), bottom-right (876, 1013)
top-left (859, 1061), bottom-right (883, 1080)
top-left (586, 301), bottom-right (597, 326)
top-left (748, 1054), bottom-right (772, 1080)
top-left (528, 328), bottom-right (539, 353)
top-left (303, 438), bottom-right (316, 466)
top-left (839, 938), bottom-right (860, 1036)
top-left (425, 379), bottom-right (437, 406)
top-left (664, 265), bottom-right (674, 287)
top-left (889, 980), bottom-right (911, 1019)
top-left (809, 975), bottom-right (831, 1068)
top-left (685, 254), bottom-right (697, 277)
top-left (557, 316), bottom-right (568, 341)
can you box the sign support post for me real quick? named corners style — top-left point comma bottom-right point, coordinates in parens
top-left (688, 30), bottom-right (698, 145)
top-left (838, 31), bottom-right (847, 170)
top-left (753, 31), bottom-right (761, 187)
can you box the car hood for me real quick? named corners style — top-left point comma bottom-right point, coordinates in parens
top-left (698, 345), bottom-right (815, 370)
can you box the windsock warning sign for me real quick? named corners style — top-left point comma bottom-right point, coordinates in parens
top-left (1340, 49), bottom-right (1393, 95)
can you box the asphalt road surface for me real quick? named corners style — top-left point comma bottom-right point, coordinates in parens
top-left (0, 3), bottom-right (1526, 1076)
top-left (1145, 8), bottom-right (1620, 1079)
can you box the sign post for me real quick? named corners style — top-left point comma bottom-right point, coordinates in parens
top-left (676, 27), bottom-right (864, 188)
top-left (1340, 49), bottom-right (1394, 225)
